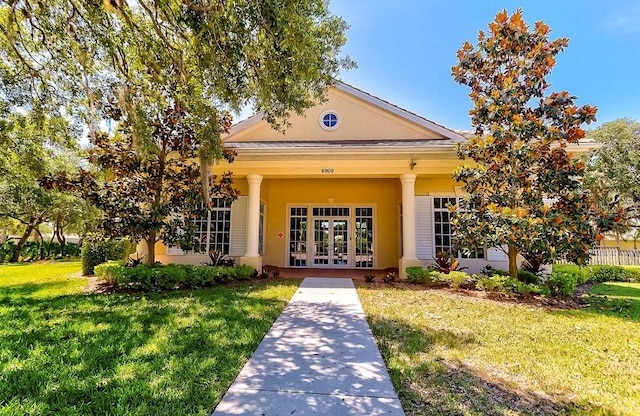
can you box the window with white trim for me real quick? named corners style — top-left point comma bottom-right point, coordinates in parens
top-left (355, 207), bottom-right (374, 268)
top-left (194, 198), bottom-right (232, 254)
top-left (433, 197), bottom-right (484, 259)
top-left (319, 110), bottom-right (340, 130)
top-left (289, 207), bottom-right (308, 267)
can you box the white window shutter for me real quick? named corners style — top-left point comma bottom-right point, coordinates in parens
top-left (229, 196), bottom-right (248, 256)
top-left (487, 247), bottom-right (508, 261)
top-left (416, 196), bottom-right (434, 260)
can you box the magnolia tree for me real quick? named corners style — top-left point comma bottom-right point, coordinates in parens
top-left (42, 107), bottom-right (238, 266)
top-left (451, 9), bottom-right (600, 277)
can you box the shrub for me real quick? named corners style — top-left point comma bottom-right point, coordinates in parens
top-left (504, 278), bottom-right (547, 296)
top-left (476, 274), bottom-right (509, 292)
top-left (81, 239), bottom-right (135, 275)
top-left (544, 272), bottom-right (579, 296)
top-left (364, 273), bottom-right (376, 283)
top-left (406, 266), bottom-right (427, 283)
top-left (94, 261), bottom-right (126, 285)
top-left (439, 271), bottom-right (474, 289)
top-left (82, 242), bottom-right (109, 275)
top-left (0, 242), bottom-right (16, 263)
top-left (383, 267), bottom-right (399, 284)
top-left (551, 264), bottom-right (640, 287)
top-left (234, 265), bottom-right (255, 280)
top-left (481, 264), bottom-right (509, 277)
top-left (584, 265), bottom-right (640, 284)
top-left (517, 270), bottom-right (540, 284)
top-left (95, 263), bottom-right (258, 291)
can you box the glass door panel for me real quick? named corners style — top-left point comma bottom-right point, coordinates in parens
top-left (313, 219), bottom-right (330, 266)
top-left (332, 219), bottom-right (349, 267)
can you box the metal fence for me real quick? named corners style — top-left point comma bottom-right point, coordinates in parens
top-left (556, 248), bottom-right (640, 266)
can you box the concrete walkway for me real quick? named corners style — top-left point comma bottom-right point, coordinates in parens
top-left (212, 278), bottom-right (405, 415)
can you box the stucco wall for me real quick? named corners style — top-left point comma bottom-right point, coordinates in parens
top-left (261, 178), bottom-right (401, 269)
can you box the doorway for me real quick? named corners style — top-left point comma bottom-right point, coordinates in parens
top-left (312, 217), bottom-right (350, 268)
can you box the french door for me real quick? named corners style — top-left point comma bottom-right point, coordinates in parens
top-left (312, 217), bottom-right (350, 268)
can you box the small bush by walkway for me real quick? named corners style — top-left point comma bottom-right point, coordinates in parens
top-left (95, 262), bottom-right (256, 291)
top-left (0, 261), bottom-right (299, 415)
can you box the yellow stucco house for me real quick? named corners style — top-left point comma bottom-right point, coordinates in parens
top-left (151, 81), bottom-right (515, 275)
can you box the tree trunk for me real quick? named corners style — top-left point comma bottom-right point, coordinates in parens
top-left (55, 222), bottom-right (66, 256)
top-left (34, 227), bottom-right (45, 259)
top-left (508, 244), bottom-right (518, 278)
top-left (10, 224), bottom-right (35, 262)
top-left (145, 233), bottom-right (156, 267)
top-left (0, 227), bottom-right (7, 244)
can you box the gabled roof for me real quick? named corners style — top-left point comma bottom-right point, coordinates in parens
top-left (224, 81), bottom-right (466, 142)
top-left (333, 82), bottom-right (464, 141)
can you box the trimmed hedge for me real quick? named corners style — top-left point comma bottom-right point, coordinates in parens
top-left (404, 264), bottom-right (640, 297)
top-left (550, 264), bottom-right (640, 293)
top-left (82, 239), bottom-right (135, 275)
top-left (95, 262), bottom-right (256, 291)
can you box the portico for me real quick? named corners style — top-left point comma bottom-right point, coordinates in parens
top-left (154, 82), bottom-right (510, 275)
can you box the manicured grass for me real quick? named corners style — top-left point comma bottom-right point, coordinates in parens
top-left (357, 284), bottom-right (640, 415)
top-left (0, 261), bottom-right (299, 415)
top-left (587, 282), bottom-right (640, 321)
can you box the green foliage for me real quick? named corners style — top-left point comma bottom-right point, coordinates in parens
top-left (94, 261), bottom-right (126, 285)
top-left (476, 274), bottom-right (509, 292)
top-left (406, 266), bottom-right (439, 284)
top-left (0, 241), bottom-right (81, 262)
top-left (517, 270), bottom-right (540, 284)
top-left (95, 263), bottom-right (258, 291)
top-left (81, 239), bottom-right (133, 275)
top-left (552, 264), bottom-right (640, 285)
top-left (438, 271), bottom-right (474, 289)
top-left (584, 119), bottom-right (640, 237)
top-left (480, 264), bottom-right (509, 277)
top-left (233, 265), bottom-right (255, 281)
top-left (544, 272), bottom-right (579, 296)
top-left (503, 278), bottom-right (548, 296)
top-left (451, 9), bottom-right (599, 276)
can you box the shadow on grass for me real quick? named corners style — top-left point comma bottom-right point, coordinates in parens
top-left (367, 315), bottom-right (615, 416)
top-left (0, 281), bottom-right (78, 297)
top-left (0, 281), bottom-right (295, 416)
top-left (577, 282), bottom-right (640, 322)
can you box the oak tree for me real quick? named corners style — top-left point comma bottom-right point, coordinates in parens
top-left (3, 0), bottom-right (352, 256)
top-left (451, 9), bottom-right (598, 276)
top-left (584, 119), bottom-right (640, 246)
top-left (0, 108), bottom-right (82, 262)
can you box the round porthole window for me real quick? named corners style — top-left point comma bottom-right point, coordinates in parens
top-left (319, 111), bottom-right (340, 130)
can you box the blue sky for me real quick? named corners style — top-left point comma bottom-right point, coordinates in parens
top-left (329, 0), bottom-right (640, 131)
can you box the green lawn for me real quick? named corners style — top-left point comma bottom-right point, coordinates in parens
top-left (587, 282), bottom-right (640, 321)
top-left (358, 283), bottom-right (640, 416)
top-left (0, 261), bottom-right (299, 415)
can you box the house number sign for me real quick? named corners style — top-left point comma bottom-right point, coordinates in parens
top-left (321, 168), bottom-right (334, 174)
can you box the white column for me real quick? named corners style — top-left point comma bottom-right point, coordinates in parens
top-left (400, 173), bottom-right (417, 259)
top-left (245, 174), bottom-right (263, 258)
